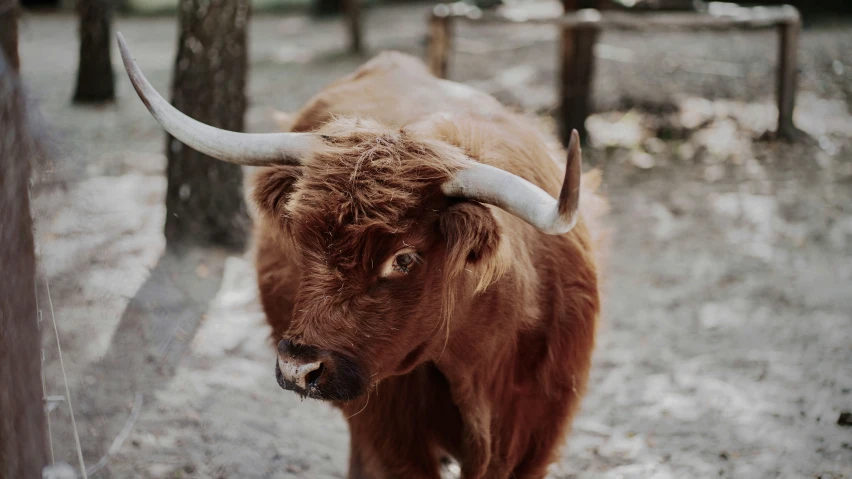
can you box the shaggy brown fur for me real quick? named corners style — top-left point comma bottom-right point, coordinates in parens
top-left (252, 51), bottom-right (607, 479)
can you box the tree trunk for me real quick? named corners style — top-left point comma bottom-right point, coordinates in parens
top-left (0, 50), bottom-right (49, 479)
top-left (72, 0), bottom-right (115, 103)
top-left (312, 0), bottom-right (342, 17)
top-left (165, 0), bottom-right (251, 250)
top-left (0, 0), bottom-right (19, 72)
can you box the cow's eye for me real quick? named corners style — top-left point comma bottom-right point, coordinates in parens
top-left (380, 247), bottom-right (421, 278)
top-left (394, 253), bottom-right (416, 272)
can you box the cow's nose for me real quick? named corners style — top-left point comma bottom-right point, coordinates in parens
top-left (276, 339), bottom-right (325, 390)
top-left (277, 357), bottom-right (324, 389)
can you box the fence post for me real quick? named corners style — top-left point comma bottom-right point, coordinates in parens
top-left (559, 16), bottom-right (599, 145)
top-left (427, 6), bottom-right (452, 79)
top-left (343, 0), bottom-right (363, 54)
top-left (776, 7), bottom-right (800, 138)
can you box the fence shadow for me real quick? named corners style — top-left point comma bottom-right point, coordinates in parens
top-left (64, 245), bottom-right (231, 474)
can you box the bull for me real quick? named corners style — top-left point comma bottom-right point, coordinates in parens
top-left (117, 33), bottom-right (605, 479)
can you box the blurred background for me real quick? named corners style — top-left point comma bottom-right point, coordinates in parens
top-left (1, 0), bottom-right (851, 477)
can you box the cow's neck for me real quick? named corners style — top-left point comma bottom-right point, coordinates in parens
top-left (435, 222), bottom-right (594, 399)
top-left (435, 233), bottom-right (543, 378)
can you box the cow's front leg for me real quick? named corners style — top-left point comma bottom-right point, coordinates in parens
top-left (347, 443), bottom-right (372, 479)
top-left (344, 393), bottom-right (442, 479)
top-left (458, 412), bottom-right (491, 479)
top-left (444, 381), bottom-right (496, 479)
top-left (345, 427), bottom-right (441, 479)
top-left (458, 426), bottom-right (518, 479)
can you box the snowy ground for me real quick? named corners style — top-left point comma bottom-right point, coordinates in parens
top-left (18, 5), bottom-right (852, 478)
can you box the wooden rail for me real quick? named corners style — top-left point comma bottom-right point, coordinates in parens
top-left (426, 1), bottom-right (801, 139)
top-left (439, 2), bottom-right (799, 30)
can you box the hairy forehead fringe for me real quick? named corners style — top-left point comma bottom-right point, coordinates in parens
top-left (282, 117), bottom-right (464, 267)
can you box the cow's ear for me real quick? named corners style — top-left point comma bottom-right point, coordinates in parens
top-left (251, 165), bottom-right (302, 228)
top-left (439, 201), bottom-right (501, 266)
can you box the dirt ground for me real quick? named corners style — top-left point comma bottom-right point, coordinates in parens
top-left (17, 5), bottom-right (852, 478)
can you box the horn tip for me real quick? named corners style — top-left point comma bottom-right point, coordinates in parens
top-left (568, 129), bottom-right (581, 152)
top-left (566, 129), bottom-right (582, 171)
top-left (116, 33), bottom-right (132, 66)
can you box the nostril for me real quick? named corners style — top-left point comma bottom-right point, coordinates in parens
top-left (306, 362), bottom-right (324, 387)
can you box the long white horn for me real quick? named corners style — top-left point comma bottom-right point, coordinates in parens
top-left (441, 130), bottom-right (582, 235)
top-left (116, 32), bottom-right (316, 166)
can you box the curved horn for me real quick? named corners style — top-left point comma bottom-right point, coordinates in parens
top-left (116, 32), bottom-right (316, 166)
top-left (441, 130), bottom-right (582, 235)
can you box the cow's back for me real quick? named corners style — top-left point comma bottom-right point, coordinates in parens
top-left (290, 51), bottom-right (507, 133)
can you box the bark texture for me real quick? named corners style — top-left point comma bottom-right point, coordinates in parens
top-left (72, 0), bottom-right (115, 103)
top-left (165, 0), bottom-right (251, 250)
top-left (0, 51), bottom-right (48, 479)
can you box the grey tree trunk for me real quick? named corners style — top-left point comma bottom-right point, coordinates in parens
top-left (165, 0), bottom-right (251, 250)
top-left (0, 50), bottom-right (49, 479)
top-left (0, 0), bottom-right (19, 72)
top-left (72, 0), bottom-right (115, 103)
